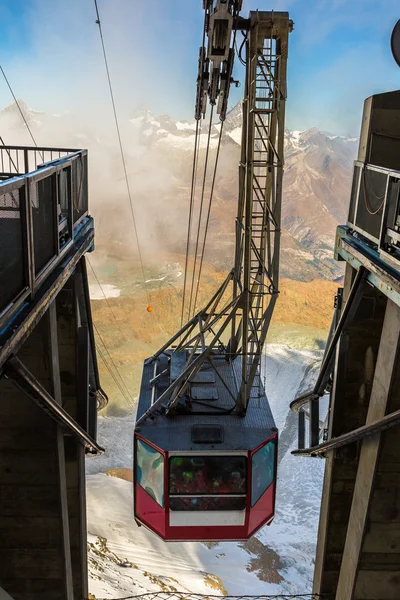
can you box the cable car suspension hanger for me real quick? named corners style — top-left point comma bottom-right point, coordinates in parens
top-left (136, 8), bottom-right (293, 426)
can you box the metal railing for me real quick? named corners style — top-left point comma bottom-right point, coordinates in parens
top-left (0, 145), bottom-right (80, 179)
top-left (347, 160), bottom-right (400, 262)
top-left (0, 146), bottom-right (89, 328)
top-left (290, 268), bottom-right (369, 455)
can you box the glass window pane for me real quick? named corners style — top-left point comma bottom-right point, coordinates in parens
top-left (251, 439), bottom-right (276, 507)
top-left (169, 455), bottom-right (246, 495)
top-left (136, 439), bottom-right (164, 507)
top-left (170, 496), bottom-right (246, 511)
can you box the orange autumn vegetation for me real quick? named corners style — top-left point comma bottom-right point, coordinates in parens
top-left (105, 468), bottom-right (133, 482)
top-left (274, 278), bottom-right (337, 329)
top-left (92, 276), bottom-right (337, 351)
top-left (91, 273), bottom-right (338, 408)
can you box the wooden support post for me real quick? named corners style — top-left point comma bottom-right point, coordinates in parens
top-left (56, 434), bottom-right (74, 600)
top-left (313, 262), bottom-right (388, 596)
top-left (313, 263), bottom-right (354, 595)
top-left (335, 299), bottom-right (400, 600)
top-left (310, 398), bottom-right (319, 447)
top-left (298, 409), bottom-right (305, 450)
top-left (58, 274), bottom-right (89, 599)
top-left (48, 302), bottom-right (74, 600)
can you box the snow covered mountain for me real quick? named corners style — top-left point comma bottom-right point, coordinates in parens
top-left (0, 100), bottom-right (357, 281)
top-left (126, 103), bottom-right (357, 280)
top-left (86, 346), bottom-right (325, 598)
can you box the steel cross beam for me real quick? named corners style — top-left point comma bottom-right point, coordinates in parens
top-left (234, 12), bottom-right (292, 411)
top-left (3, 356), bottom-right (104, 454)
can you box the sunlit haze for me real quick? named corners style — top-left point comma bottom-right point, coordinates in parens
top-left (0, 0), bottom-right (399, 135)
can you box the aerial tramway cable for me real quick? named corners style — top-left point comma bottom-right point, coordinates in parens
top-left (93, 0), bottom-right (150, 309)
top-left (180, 10), bottom-right (209, 328)
top-left (0, 134), bottom-right (18, 174)
top-left (180, 118), bottom-right (202, 330)
top-left (192, 121), bottom-right (224, 316)
top-left (93, 320), bottom-right (133, 404)
top-left (187, 104), bottom-right (215, 320)
top-left (87, 257), bottom-right (136, 403)
top-left (93, 593), bottom-right (322, 600)
top-left (87, 257), bottom-right (129, 343)
top-left (95, 342), bottom-right (132, 405)
top-left (183, 10), bottom-right (240, 323)
top-left (0, 65), bottom-right (44, 160)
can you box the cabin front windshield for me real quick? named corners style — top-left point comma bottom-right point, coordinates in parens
top-left (169, 455), bottom-right (246, 495)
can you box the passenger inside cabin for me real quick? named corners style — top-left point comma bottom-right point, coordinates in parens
top-left (169, 455), bottom-right (246, 496)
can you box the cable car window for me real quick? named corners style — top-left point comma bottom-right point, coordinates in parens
top-left (251, 439), bottom-right (276, 507)
top-left (169, 455), bottom-right (246, 495)
top-left (136, 439), bottom-right (164, 507)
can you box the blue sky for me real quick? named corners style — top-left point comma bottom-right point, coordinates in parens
top-left (0, 0), bottom-right (399, 135)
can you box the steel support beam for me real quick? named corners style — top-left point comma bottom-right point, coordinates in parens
top-left (3, 356), bottom-right (104, 454)
top-left (291, 266), bottom-right (367, 414)
top-left (337, 234), bottom-right (400, 307)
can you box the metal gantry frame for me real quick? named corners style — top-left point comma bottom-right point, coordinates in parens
top-left (137, 12), bottom-right (292, 425)
top-left (291, 230), bottom-right (400, 457)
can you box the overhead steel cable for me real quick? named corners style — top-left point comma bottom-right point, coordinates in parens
top-left (95, 342), bottom-right (131, 405)
top-left (92, 320), bottom-right (133, 404)
top-left (0, 134), bottom-right (18, 174)
top-left (93, 0), bottom-right (149, 306)
top-left (187, 104), bottom-right (215, 319)
top-left (192, 121), bottom-right (224, 315)
top-left (180, 10), bottom-right (208, 329)
top-left (186, 13), bottom-right (240, 321)
top-left (180, 118), bottom-right (202, 330)
top-left (95, 336), bottom-right (132, 406)
top-left (87, 257), bottom-right (128, 343)
top-left (0, 66), bottom-right (44, 161)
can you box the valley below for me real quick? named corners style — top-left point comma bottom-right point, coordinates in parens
top-left (88, 249), bottom-right (338, 413)
top-left (85, 251), bottom-right (333, 598)
top-left (0, 98), bottom-right (353, 598)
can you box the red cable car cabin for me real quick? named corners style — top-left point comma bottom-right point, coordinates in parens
top-left (134, 352), bottom-right (278, 542)
top-left (132, 1), bottom-right (292, 545)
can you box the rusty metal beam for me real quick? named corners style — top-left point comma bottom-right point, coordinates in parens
top-left (3, 356), bottom-right (103, 454)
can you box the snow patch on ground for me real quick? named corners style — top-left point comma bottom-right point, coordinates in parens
top-left (90, 283), bottom-right (121, 300)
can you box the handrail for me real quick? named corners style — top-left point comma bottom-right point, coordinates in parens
top-left (0, 149), bottom-right (85, 187)
top-left (0, 145), bottom-right (83, 178)
top-left (290, 266), bottom-right (367, 413)
top-left (353, 159), bottom-right (400, 179)
top-left (0, 147), bottom-right (89, 329)
top-left (292, 406), bottom-right (400, 457)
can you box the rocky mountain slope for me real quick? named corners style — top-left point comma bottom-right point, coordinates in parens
top-left (126, 102), bottom-right (357, 280)
top-left (0, 100), bottom-right (357, 281)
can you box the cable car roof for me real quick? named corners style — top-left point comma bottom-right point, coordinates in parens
top-left (136, 355), bottom-right (276, 452)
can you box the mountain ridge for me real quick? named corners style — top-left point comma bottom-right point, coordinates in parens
top-left (0, 100), bottom-right (357, 281)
